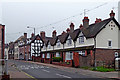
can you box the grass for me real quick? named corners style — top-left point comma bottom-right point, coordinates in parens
top-left (91, 66), bottom-right (115, 72)
top-left (80, 66), bottom-right (115, 72)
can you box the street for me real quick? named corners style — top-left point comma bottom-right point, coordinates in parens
top-left (7, 60), bottom-right (118, 80)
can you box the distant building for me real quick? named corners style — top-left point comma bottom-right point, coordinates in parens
top-left (118, 1), bottom-right (120, 23)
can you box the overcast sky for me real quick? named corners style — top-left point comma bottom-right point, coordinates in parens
top-left (0, 0), bottom-right (119, 43)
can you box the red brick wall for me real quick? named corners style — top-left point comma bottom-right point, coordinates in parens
top-left (95, 49), bottom-right (120, 67)
top-left (0, 25), bottom-right (5, 59)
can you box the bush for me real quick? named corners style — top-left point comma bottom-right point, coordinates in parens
top-left (91, 66), bottom-right (115, 72)
top-left (52, 57), bottom-right (62, 62)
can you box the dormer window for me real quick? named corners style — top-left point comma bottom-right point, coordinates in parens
top-left (48, 42), bottom-right (51, 49)
top-left (43, 45), bottom-right (46, 50)
top-left (67, 36), bottom-right (72, 46)
top-left (79, 36), bottom-right (84, 44)
top-left (57, 40), bottom-right (60, 48)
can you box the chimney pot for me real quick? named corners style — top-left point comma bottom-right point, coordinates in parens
top-left (109, 10), bottom-right (115, 18)
top-left (70, 22), bottom-right (74, 32)
top-left (52, 30), bottom-right (57, 38)
top-left (95, 18), bottom-right (102, 23)
top-left (62, 31), bottom-right (66, 35)
top-left (31, 33), bottom-right (34, 37)
top-left (66, 28), bottom-right (70, 33)
top-left (79, 24), bottom-right (83, 29)
top-left (40, 31), bottom-right (45, 39)
top-left (24, 33), bottom-right (27, 38)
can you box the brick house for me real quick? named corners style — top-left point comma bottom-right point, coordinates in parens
top-left (38, 10), bottom-right (120, 68)
top-left (0, 24), bottom-right (5, 60)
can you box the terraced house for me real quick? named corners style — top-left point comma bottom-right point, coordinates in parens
top-left (35, 10), bottom-right (120, 68)
top-left (13, 10), bottom-right (120, 68)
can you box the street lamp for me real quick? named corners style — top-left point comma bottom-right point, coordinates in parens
top-left (27, 26), bottom-right (35, 36)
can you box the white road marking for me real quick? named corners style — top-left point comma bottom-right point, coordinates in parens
top-left (56, 73), bottom-right (71, 78)
top-left (42, 69), bottom-right (50, 73)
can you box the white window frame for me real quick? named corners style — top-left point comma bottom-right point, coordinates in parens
top-left (108, 40), bottom-right (112, 47)
top-left (42, 54), bottom-right (45, 58)
top-left (56, 52), bottom-right (60, 57)
top-left (48, 42), bottom-right (51, 49)
top-left (79, 36), bottom-right (84, 44)
top-left (57, 40), bottom-right (61, 48)
top-left (47, 53), bottom-right (50, 58)
top-left (65, 52), bottom-right (73, 61)
top-left (78, 51), bottom-right (85, 56)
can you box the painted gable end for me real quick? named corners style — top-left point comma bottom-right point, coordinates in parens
top-left (96, 20), bottom-right (120, 49)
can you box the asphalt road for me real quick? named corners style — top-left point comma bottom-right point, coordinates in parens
top-left (9, 60), bottom-right (115, 80)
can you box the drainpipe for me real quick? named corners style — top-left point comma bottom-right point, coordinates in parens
top-left (94, 37), bottom-right (96, 68)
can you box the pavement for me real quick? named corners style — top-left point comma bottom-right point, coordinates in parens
top-left (8, 61), bottom-right (35, 80)
top-left (8, 60), bottom-right (120, 79)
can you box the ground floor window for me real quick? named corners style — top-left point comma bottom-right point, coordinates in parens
top-left (42, 54), bottom-right (45, 58)
top-left (65, 52), bottom-right (73, 61)
top-left (47, 53), bottom-right (50, 58)
top-left (56, 52), bottom-right (60, 57)
top-left (78, 50), bottom-right (85, 56)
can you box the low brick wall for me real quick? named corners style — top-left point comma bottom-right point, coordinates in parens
top-left (52, 60), bottom-right (72, 67)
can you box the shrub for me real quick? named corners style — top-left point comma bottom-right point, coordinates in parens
top-left (52, 57), bottom-right (62, 62)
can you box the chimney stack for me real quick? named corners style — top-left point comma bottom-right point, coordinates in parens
top-left (24, 33), bottom-right (27, 38)
top-left (79, 24), bottom-right (83, 30)
top-left (61, 31), bottom-right (66, 35)
top-left (109, 10), bottom-right (115, 18)
top-left (52, 30), bottom-right (57, 38)
top-left (95, 18), bottom-right (102, 23)
top-left (83, 17), bottom-right (89, 29)
top-left (31, 33), bottom-right (34, 38)
top-left (66, 28), bottom-right (70, 33)
top-left (70, 23), bottom-right (74, 32)
top-left (40, 31), bottom-right (45, 39)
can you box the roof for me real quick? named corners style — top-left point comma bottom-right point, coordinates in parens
top-left (82, 17), bottom-right (120, 38)
top-left (14, 36), bottom-right (24, 43)
top-left (58, 33), bottom-right (69, 44)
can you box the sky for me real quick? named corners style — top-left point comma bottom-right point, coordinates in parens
top-left (0, 0), bottom-right (120, 43)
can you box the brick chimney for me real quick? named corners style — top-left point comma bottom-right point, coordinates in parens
top-left (61, 31), bottom-right (66, 35)
top-left (79, 24), bottom-right (83, 30)
top-left (109, 10), bottom-right (115, 18)
top-left (52, 30), bottom-right (57, 38)
top-left (83, 17), bottom-right (89, 29)
top-left (95, 18), bottom-right (102, 23)
top-left (66, 28), bottom-right (70, 33)
top-left (31, 33), bottom-right (34, 38)
top-left (70, 23), bottom-right (74, 32)
top-left (24, 33), bottom-right (27, 38)
top-left (40, 31), bottom-right (45, 39)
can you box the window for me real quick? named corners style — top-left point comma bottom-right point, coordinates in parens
top-left (48, 42), bottom-right (51, 49)
top-left (47, 53), bottom-right (50, 58)
top-left (43, 45), bottom-right (46, 50)
top-left (79, 36), bottom-right (84, 43)
top-left (42, 54), bottom-right (44, 58)
top-left (57, 42), bottom-right (60, 48)
top-left (115, 52), bottom-right (118, 58)
top-left (108, 40), bottom-right (112, 47)
top-left (79, 51), bottom-right (85, 56)
top-left (65, 52), bottom-right (73, 60)
top-left (67, 39), bottom-right (72, 46)
top-left (56, 52), bottom-right (60, 57)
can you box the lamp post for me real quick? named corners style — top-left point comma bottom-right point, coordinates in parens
top-left (27, 26), bottom-right (35, 36)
